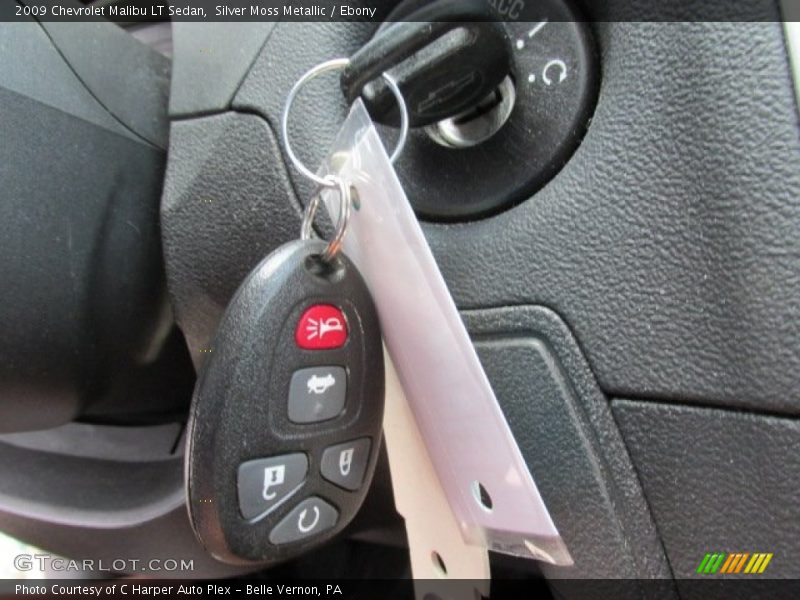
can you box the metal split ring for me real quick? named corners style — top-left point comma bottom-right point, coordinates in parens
top-left (282, 57), bottom-right (409, 262)
top-left (300, 175), bottom-right (351, 264)
top-left (282, 57), bottom-right (409, 187)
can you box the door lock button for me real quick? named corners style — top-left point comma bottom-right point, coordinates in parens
top-left (288, 366), bottom-right (347, 423)
top-left (237, 454), bottom-right (307, 520)
top-left (268, 497), bottom-right (339, 545)
top-left (320, 438), bottom-right (372, 491)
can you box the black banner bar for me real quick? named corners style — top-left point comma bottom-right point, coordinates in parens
top-left (3, 579), bottom-right (800, 600)
top-left (3, 0), bottom-right (798, 23)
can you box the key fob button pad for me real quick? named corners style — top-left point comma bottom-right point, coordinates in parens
top-left (186, 240), bottom-right (384, 564)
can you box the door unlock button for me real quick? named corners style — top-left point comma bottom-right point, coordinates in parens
top-left (268, 497), bottom-right (338, 545)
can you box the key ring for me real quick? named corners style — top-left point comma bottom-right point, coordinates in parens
top-left (301, 175), bottom-right (351, 264)
top-left (283, 57), bottom-right (409, 263)
top-left (281, 57), bottom-right (409, 188)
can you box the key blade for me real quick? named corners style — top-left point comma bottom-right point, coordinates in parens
top-left (341, 0), bottom-right (511, 128)
top-left (321, 100), bottom-right (572, 566)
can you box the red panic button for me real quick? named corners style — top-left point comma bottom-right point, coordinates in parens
top-left (295, 304), bottom-right (348, 349)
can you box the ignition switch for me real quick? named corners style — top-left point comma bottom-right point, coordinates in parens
top-left (342, 0), bottom-right (598, 221)
top-left (425, 75), bottom-right (516, 149)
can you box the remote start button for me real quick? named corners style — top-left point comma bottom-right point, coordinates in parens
top-left (269, 497), bottom-right (339, 545)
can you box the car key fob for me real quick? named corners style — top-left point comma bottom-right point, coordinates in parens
top-left (185, 239), bottom-right (385, 565)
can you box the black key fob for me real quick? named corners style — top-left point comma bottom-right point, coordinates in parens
top-left (185, 239), bottom-right (385, 565)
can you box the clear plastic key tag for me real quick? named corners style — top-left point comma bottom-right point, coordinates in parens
top-left (316, 99), bottom-right (572, 565)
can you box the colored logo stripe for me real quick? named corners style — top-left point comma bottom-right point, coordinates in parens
top-left (734, 553), bottom-right (750, 573)
top-left (719, 553), bottom-right (737, 573)
top-left (744, 553), bottom-right (773, 574)
top-left (696, 553), bottom-right (726, 574)
top-left (719, 553), bottom-right (748, 574)
top-left (698, 552), bottom-right (773, 575)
